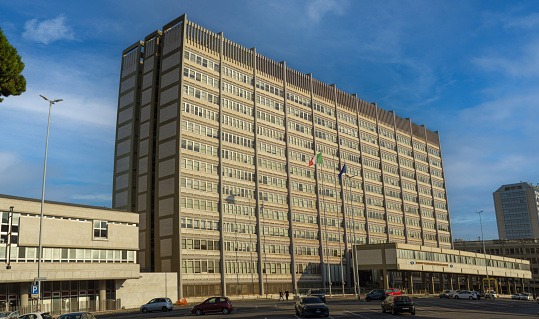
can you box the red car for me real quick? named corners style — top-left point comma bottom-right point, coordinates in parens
top-left (385, 288), bottom-right (402, 297)
top-left (191, 297), bottom-right (234, 315)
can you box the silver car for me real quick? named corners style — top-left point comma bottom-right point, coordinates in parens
top-left (140, 297), bottom-right (173, 313)
top-left (520, 292), bottom-right (533, 301)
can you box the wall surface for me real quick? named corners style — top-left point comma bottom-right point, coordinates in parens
top-left (116, 272), bottom-right (178, 309)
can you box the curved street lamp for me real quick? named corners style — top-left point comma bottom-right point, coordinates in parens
top-left (36, 95), bottom-right (62, 312)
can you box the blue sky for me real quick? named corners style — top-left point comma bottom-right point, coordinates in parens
top-left (1, 0), bottom-right (539, 241)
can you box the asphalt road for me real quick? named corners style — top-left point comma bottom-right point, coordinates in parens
top-left (95, 297), bottom-right (539, 319)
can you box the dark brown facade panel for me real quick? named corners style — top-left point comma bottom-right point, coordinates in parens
top-left (427, 129), bottom-right (440, 146)
top-left (378, 108), bottom-right (394, 127)
top-left (411, 122), bottom-right (426, 140)
top-left (256, 53), bottom-right (282, 81)
top-left (395, 115), bottom-right (411, 134)
top-left (286, 68), bottom-right (309, 93)
top-left (223, 39), bottom-right (253, 68)
top-left (358, 99), bottom-right (376, 120)
top-left (312, 79), bottom-right (333, 103)
top-left (336, 89), bottom-right (355, 112)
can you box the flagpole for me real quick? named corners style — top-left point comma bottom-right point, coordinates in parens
top-left (333, 152), bottom-right (345, 296)
top-left (347, 173), bottom-right (360, 297)
top-left (319, 153), bottom-right (332, 296)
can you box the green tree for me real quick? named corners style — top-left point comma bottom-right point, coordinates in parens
top-left (0, 28), bottom-right (26, 102)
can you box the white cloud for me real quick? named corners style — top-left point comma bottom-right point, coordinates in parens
top-left (22, 15), bottom-right (75, 45)
top-left (503, 12), bottom-right (539, 30)
top-left (306, 0), bottom-right (346, 23)
top-left (473, 40), bottom-right (539, 78)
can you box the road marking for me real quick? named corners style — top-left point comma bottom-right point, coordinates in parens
top-left (345, 309), bottom-right (376, 318)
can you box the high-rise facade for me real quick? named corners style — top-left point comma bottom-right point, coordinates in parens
top-left (112, 15), bottom-right (452, 298)
top-left (494, 182), bottom-right (539, 240)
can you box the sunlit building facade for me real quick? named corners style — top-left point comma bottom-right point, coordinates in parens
top-left (112, 14), bottom-right (452, 298)
top-left (493, 182), bottom-right (539, 240)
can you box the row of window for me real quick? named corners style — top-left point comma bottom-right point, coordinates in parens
top-left (184, 50), bottom-right (220, 72)
top-left (0, 246), bottom-right (135, 263)
top-left (222, 114), bottom-right (253, 132)
top-left (183, 84), bottom-right (219, 105)
top-left (184, 67), bottom-right (219, 89)
top-left (183, 102), bottom-right (218, 121)
top-left (181, 158), bottom-right (218, 175)
top-left (182, 120), bottom-right (219, 139)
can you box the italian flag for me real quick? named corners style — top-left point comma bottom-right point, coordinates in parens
top-left (309, 153), bottom-right (323, 166)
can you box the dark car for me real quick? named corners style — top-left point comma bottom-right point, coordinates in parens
top-left (191, 297), bottom-right (233, 315)
top-left (295, 297), bottom-right (329, 317)
top-left (381, 295), bottom-right (415, 315)
top-left (365, 289), bottom-right (386, 301)
top-left (57, 313), bottom-right (96, 319)
top-left (307, 289), bottom-right (326, 303)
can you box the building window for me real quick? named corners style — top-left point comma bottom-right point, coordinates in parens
top-left (93, 220), bottom-right (108, 239)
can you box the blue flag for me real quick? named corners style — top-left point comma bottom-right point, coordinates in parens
top-left (338, 164), bottom-right (346, 179)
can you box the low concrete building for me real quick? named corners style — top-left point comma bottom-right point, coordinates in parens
top-left (455, 238), bottom-right (539, 295)
top-left (0, 195), bottom-right (177, 315)
top-left (356, 243), bottom-right (532, 294)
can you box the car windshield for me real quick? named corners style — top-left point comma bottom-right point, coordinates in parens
top-left (59, 315), bottom-right (82, 319)
top-left (395, 296), bottom-right (412, 302)
top-left (303, 297), bottom-right (323, 304)
top-left (310, 290), bottom-right (323, 294)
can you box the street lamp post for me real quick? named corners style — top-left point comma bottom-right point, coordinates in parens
top-left (476, 210), bottom-right (491, 297)
top-left (37, 95), bottom-right (62, 312)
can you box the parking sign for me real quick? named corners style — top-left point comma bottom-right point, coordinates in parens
top-left (31, 285), bottom-right (39, 299)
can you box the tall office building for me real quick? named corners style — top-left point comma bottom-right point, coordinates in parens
top-left (494, 182), bottom-right (539, 240)
top-left (112, 15), bottom-right (452, 298)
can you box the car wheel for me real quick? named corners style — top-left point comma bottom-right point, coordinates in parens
top-left (382, 305), bottom-right (386, 313)
top-left (455, 296), bottom-right (459, 299)
top-left (469, 296), bottom-right (473, 300)
top-left (222, 308), bottom-right (230, 315)
top-left (439, 296), bottom-right (442, 298)
top-left (366, 297), bottom-right (372, 302)
top-left (195, 309), bottom-right (203, 316)
top-left (162, 306), bottom-right (168, 312)
top-left (141, 307), bottom-right (148, 313)
top-left (412, 311), bottom-right (416, 315)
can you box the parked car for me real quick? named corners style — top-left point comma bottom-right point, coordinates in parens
top-left (295, 297), bottom-right (329, 317)
top-left (140, 297), bottom-right (173, 313)
top-left (0, 312), bottom-right (18, 318)
top-left (484, 291), bottom-right (498, 299)
top-left (454, 290), bottom-right (477, 300)
top-left (381, 295), bottom-right (415, 315)
top-left (365, 289), bottom-right (387, 301)
top-left (17, 313), bottom-right (53, 319)
top-left (56, 313), bottom-right (96, 319)
top-left (520, 292), bottom-right (534, 301)
top-left (536, 295), bottom-right (539, 303)
top-left (191, 297), bottom-right (234, 315)
top-left (439, 290), bottom-right (456, 298)
top-left (307, 289), bottom-right (326, 303)
top-left (512, 293), bottom-right (523, 300)
top-left (385, 288), bottom-right (402, 297)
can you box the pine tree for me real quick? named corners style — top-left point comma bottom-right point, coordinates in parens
top-left (0, 28), bottom-right (26, 102)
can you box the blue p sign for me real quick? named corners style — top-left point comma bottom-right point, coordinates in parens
top-left (31, 285), bottom-right (38, 294)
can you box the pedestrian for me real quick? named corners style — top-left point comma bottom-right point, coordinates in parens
top-left (279, 290), bottom-right (284, 301)
top-left (285, 289), bottom-right (290, 301)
